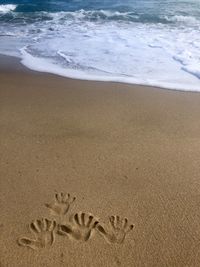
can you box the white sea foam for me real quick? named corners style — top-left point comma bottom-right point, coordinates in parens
top-left (0, 4), bottom-right (17, 13)
top-left (0, 10), bottom-right (200, 91)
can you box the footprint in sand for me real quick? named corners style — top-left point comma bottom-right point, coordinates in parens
top-left (45, 192), bottom-right (76, 217)
top-left (97, 215), bottom-right (134, 244)
top-left (18, 218), bottom-right (57, 250)
top-left (58, 212), bottom-right (99, 242)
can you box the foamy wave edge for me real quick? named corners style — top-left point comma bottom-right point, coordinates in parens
top-left (19, 48), bottom-right (200, 92)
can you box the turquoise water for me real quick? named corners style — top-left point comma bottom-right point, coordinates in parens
top-left (0, 0), bottom-right (200, 90)
top-left (1, 0), bottom-right (200, 23)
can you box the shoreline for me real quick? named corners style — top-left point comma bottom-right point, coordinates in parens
top-left (1, 54), bottom-right (200, 266)
top-left (1, 53), bottom-right (199, 93)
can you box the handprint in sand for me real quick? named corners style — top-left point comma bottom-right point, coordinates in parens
top-left (18, 218), bottom-right (57, 250)
top-left (45, 192), bottom-right (76, 217)
top-left (58, 212), bottom-right (99, 241)
top-left (97, 215), bottom-right (134, 244)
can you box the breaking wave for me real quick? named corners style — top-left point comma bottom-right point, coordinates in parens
top-left (0, 4), bottom-right (17, 13)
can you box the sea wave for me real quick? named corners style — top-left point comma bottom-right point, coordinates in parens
top-left (0, 8), bottom-right (199, 27)
top-left (0, 4), bottom-right (200, 91)
top-left (48, 10), bottom-right (200, 27)
top-left (165, 15), bottom-right (200, 26)
top-left (11, 19), bottom-right (199, 91)
top-left (0, 4), bottom-right (17, 13)
top-left (38, 10), bottom-right (200, 26)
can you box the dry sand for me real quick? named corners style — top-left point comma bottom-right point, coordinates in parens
top-left (1, 55), bottom-right (200, 266)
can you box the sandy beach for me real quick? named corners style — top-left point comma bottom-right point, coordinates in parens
top-left (1, 55), bottom-right (200, 266)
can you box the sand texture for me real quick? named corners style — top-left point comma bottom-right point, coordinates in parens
top-left (1, 56), bottom-right (200, 266)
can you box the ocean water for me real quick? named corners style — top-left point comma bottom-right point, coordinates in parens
top-left (0, 0), bottom-right (200, 91)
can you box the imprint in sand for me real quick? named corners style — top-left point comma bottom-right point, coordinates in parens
top-left (18, 192), bottom-right (135, 249)
top-left (45, 192), bottom-right (76, 217)
top-left (18, 218), bottom-right (57, 250)
top-left (97, 216), bottom-right (134, 244)
top-left (58, 212), bottom-right (99, 242)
